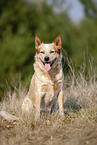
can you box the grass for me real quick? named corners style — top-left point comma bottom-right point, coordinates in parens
top-left (0, 62), bottom-right (97, 145)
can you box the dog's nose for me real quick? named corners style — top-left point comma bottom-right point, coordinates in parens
top-left (44, 56), bottom-right (49, 62)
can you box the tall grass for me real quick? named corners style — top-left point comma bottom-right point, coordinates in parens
top-left (0, 58), bottom-right (97, 145)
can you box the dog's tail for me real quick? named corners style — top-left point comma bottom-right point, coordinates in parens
top-left (0, 111), bottom-right (21, 122)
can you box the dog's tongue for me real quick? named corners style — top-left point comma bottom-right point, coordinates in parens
top-left (44, 63), bottom-right (51, 71)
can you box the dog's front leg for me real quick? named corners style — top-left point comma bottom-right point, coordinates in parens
top-left (57, 89), bottom-right (64, 117)
top-left (35, 93), bottom-right (41, 121)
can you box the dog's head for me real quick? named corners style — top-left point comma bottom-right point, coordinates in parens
top-left (35, 35), bottom-right (62, 71)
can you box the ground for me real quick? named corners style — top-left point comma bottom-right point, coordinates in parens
top-left (0, 111), bottom-right (97, 145)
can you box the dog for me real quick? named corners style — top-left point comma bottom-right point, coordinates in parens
top-left (22, 35), bottom-right (64, 120)
top-left (0, 35), bottom-right (64, 121)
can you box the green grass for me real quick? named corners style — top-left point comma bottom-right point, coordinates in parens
top-left (0, 64), bottom-right (97, 145)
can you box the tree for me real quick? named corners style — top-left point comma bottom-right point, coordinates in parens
top-left (80, 0), bottom-right (97, 22)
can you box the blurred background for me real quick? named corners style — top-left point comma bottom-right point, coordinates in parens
top-left (0, 0), bottom-right (97, 99)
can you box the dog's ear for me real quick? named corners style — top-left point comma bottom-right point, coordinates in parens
top-left (35, 35), bottom-right (43, 49)
top-left (53, 35), bottom-right (61, 49)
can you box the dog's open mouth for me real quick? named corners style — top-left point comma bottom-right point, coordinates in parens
top-left (39, 58), bottom-right (56, 71)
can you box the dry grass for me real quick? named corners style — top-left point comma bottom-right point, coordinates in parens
top-left (0, 64), bottom-right (97, 145)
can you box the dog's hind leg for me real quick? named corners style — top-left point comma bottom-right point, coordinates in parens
top-left (22, 97), bottom-right (34, 113)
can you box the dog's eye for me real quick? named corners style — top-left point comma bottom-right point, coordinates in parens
top-left (40, 51), bottom-right (44, 54)
top-left (50, 50), bottom-right (55, 54)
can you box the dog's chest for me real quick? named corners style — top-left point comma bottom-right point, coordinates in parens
top-left (40, 79), bottom-right (62, 107)
top-left (35, 64), bottom-right (63, 107)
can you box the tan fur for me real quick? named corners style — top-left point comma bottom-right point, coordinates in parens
top-left (22, 35), bottom-right (64, 120)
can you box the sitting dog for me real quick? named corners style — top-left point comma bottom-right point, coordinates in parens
top-left (22, 35), bottom-right (64, 120)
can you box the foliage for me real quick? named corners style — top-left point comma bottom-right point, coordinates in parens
top-left (79, 0), bottom-right (97, 68)
top-left (0, 0), bottom-right (97, 98)
top-left (80, 0), bottom-right (97, 21)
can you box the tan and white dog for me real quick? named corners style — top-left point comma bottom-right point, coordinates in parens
top-left (22, 35), bottom-right (64, 120)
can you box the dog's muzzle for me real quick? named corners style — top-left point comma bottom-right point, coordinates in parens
top-left (39, 57), bottom-right (57, 71)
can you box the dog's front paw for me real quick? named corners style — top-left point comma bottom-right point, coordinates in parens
top-left (59, 110), bottom-right (65, 119)
top-left (35, 110), bottom-right (40, 121)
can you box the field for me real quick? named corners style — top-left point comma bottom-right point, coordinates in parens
top-left (0, 66), bottom-right (97, 145)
